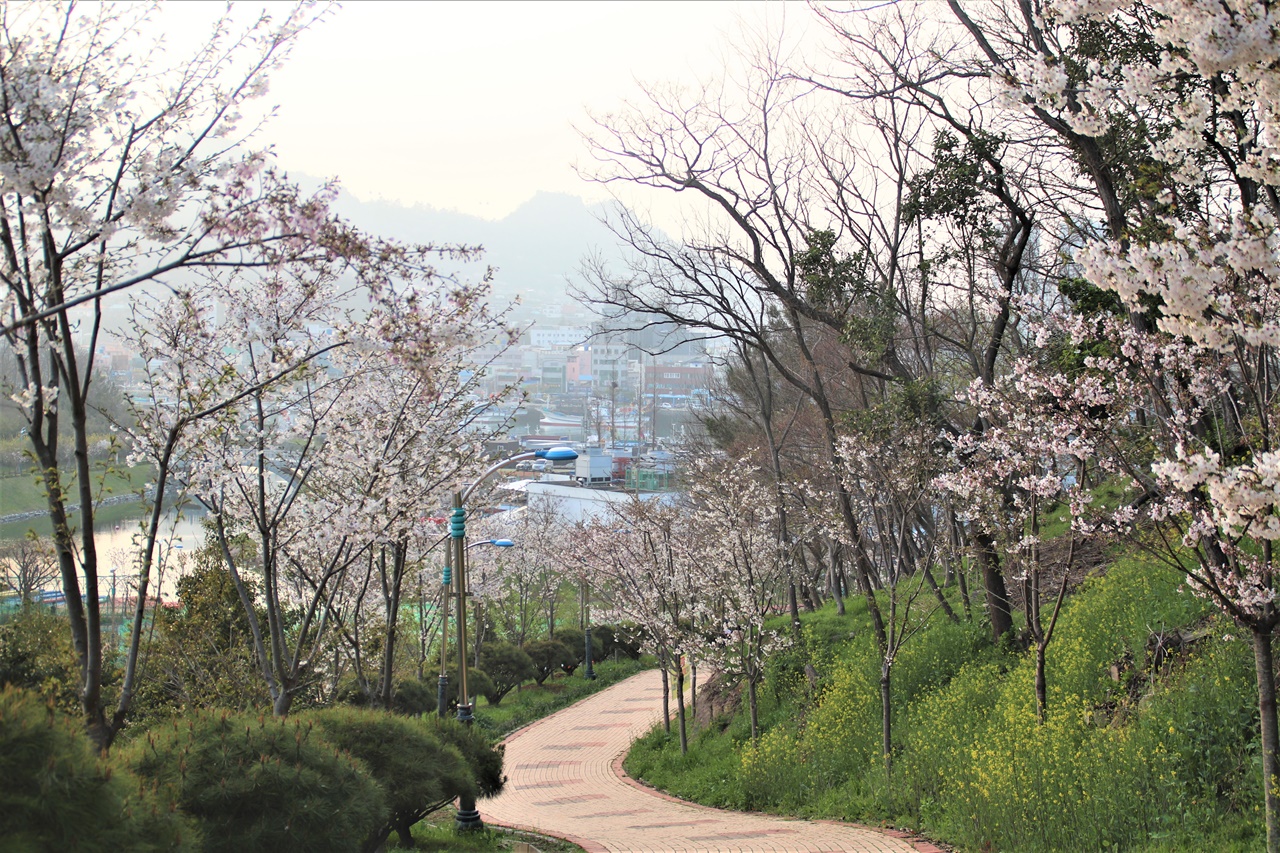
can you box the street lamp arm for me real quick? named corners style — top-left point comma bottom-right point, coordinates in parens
top-left (460, 452), bottom-right (536, 504)
top-left (459, 446), bottom-right (579, 504)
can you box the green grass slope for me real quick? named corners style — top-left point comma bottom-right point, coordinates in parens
top-left (626, 559), bottom-right (1262, 852)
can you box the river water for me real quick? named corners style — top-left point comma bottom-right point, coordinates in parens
top-left (95, 507), bottom-right (208, 602)
top-left (2, 503), bottom-right (209, 604)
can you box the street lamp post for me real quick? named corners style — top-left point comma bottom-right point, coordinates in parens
top-left (448, 446), bottom-right (577, 832)
top-left (436, 537), bottom-right (515, 718)
top-left (581, 577), bottom-right (596, 680)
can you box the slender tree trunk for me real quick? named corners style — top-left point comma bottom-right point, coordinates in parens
top-left (676, 655), bottom-right (688, 755)
top-left (829, 541), bottom-right (845, 616)
top-left (379, 543), bottom-right (406, 710)
top-left (1254, 627), bottom-right (1280, 853)
top-left (660, 662), bottom-right (671, 733)
top-left (881, 661), bottom-right (892, 779)
top-left (800, 582), bottom-right (818, 612)
top-left (690, 661), bottom-right (697, 725)
top-left (747, 677), bottom-right (759, 740)
top-left (788, 583), bottom-right (802, 641)
top-left (922, 564), bottom-right (958, 623)
top-left (1035, 643), bottom-right (1049, 724)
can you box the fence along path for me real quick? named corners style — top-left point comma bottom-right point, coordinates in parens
top-left (480, 669), bottom-right (940, 853)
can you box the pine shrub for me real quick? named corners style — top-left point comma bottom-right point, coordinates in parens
top-left (305, 707), bottom-right (473, 850)
top-left (0, 685), bottom-right (196, 852)
top-left (123, 709), bottom-right (384, 853)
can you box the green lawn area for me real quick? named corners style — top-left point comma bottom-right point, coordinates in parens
top-left (0, 465), bottom-right (158, 541)
top-left (403, 808), bottom-right (584, 852)
top-left (0, 464), bottom-right (154, 517)
top-left (472, 657), bottom-right (651, 738)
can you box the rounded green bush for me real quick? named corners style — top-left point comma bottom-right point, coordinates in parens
top-left (0, 685), bottom-right (196, 852)
top-left (0, 609), bottom-right (83, 714)
top-left (523, 639), bottom-right (577, 685)
top-left (479, 642), bottom-right (536, 705)
top-left (305, 706), bottom-right (472, 849)
top-left (428, 716), bottom-right (505, 799)
top-left (123, 709), bottom-right (385, 853)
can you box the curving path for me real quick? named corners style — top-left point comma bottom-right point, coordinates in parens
top-left (480, 670), bottom-right (942, 853)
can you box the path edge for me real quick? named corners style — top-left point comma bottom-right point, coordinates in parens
top-left (609, 742), bottom-right (949, 853)
top-left (479, 669), bottom-right (661, 853)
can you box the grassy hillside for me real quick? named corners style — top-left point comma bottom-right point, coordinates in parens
top-left (0, 465), bottom-right (158, 542)
top-left (0, 465), bottom-right (154, 517)
top-left (626, 558), bottom-right (1262, 852)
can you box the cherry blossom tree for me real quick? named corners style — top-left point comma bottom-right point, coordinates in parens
top-left (475, 501), bottom-right (569, 647)
top-left (584, 498), bottom-right (698, 745)
top-left (130, 273), bottom-right (516, 717)
top-left (0, 2), bottom-right (507, 745)
top-left (936, 351), bottom-right (1123, 721)
top-left (946, 1), bottom-right (1280, 845)
top-left (829, 409), bottom-right (960, 776)
top-left (681, 456), bottom-right (790, 741)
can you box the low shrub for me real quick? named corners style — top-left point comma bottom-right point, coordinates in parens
top-left (0, 685), bottom-right (196, 851)
top-left (0, 608), bottom-right (83, 714)
top-left (590, 624), bottom-right (643, 661)
top-left (523, 639), bottom-right (577, 685)
top-left (305, 707), bottom-right (472, 851)
top-left (474, 658), bottom-right (646, 737)
top-left (479, 643), bottom-right (535, 705)
top-left (553, 628), bottom-right (586, 672)
top-left (427, 716), bottom-right (505, 799)
top-left (123, 709), bottom-right (385, 853)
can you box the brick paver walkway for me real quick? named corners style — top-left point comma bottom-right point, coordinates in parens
top-left (480, 670), bottom-right (938, 853)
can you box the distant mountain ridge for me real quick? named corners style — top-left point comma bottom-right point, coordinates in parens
top-left (94, 184), bottom-right (627, 334)
top-left (321, 184), bottom-right (623, 307)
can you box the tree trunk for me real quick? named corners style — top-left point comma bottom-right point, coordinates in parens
top-left (974, 530), bottom-right (1013, 641)
top-left (829, 541), bottom-right (845, 616)
top-left (690, 661), bottom-right (697, 724)
top-left (395, 818), bottom-right (416, 848)
top-left (922, 564), bottom-right (958, 623)
top-left (1254, 628), bottom-right (1280, 853)
top-left (881, 662), bottom-right (892, 779)
top-left (676, 655), bottom-right (688, 755)
top-left (747, 677), bottom-right (759, 740)
top-left (1035, 643), bottom-right (1048, 724)
top-left (660, 663), bottom-right (671, 733)
top-left (788, 583), bottom-right (802, 641)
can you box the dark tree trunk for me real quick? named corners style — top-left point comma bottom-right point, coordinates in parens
top-left (881, 663), bottom-right (892, 779)
top-left (660, 662), bottom-right (671, 733)
top-left (1035, 644), bottom-right (1049, 723)
top-left (830, 541), bottom-right (846, 616)
top-left (676, 655), bottom-right (688, 755)
top-left (690, 661), bottom-right (697, 724)
top-left (1254, 628), bottom-right (1280, 853)
top-left (974, 531), bottom-right (1013, 640)
top-left (788, 583), bottom-right (802, 641)
top-left (922, 564), bottom-right (958, 623)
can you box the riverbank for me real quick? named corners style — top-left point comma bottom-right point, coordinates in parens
top-left (0, 466), bottom-right (196, 544)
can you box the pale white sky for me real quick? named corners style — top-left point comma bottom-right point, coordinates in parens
top-left (162, 1), bottom-right (809, 220)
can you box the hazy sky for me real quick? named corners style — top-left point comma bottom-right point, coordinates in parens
top-left (163, 1), bottom-right (804, 221)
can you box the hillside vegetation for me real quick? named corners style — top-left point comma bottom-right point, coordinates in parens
top-left (626, 557), bottom-right (1262, 852)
